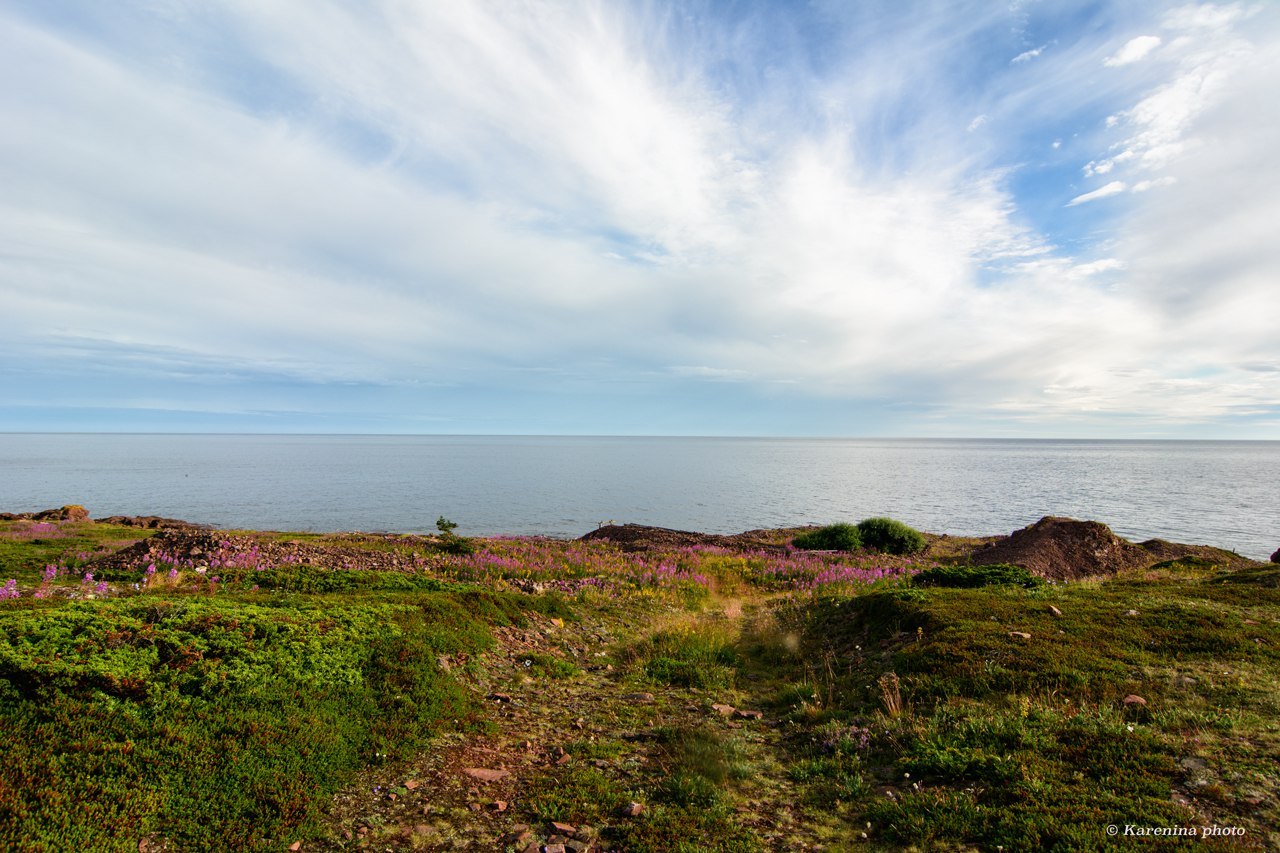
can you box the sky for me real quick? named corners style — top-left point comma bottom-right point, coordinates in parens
top-left (2, 1), bottom-right (1278, 438)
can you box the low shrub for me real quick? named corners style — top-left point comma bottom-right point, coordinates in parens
top-left (912, 564), bottom-right (1043, 589)
top-left (856, 517), bottom-right (927, 555)
top-left (792, 523), bottom-right (862, 551)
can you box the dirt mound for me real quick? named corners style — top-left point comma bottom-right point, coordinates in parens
top-left (579, 524), bottom-right (787, 553)
top-left (970, 516), bottom-right (1151, 581)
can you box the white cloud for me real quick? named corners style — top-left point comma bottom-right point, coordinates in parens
top-left (0, 1), bottom-right (1278, 435)
top-left (1104, 35), bottom-right (1162, 66)
top-left (1131, 176), bottom-right (1177, 192)
top-left (1067, 181), bottom-right (1127, 206)
top-left (1011, 44), bottom-right (1046, 63)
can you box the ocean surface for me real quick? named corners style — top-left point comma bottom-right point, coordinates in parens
top-left (1, 434), bottom-right (1276, 560)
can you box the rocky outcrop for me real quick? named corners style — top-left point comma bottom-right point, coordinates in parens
top-left (1, 505), bottom-right (90, 522)
top-left (94, 515), bottom-right (196, 529)
top-left (579, 523), bottom-right (787, 553)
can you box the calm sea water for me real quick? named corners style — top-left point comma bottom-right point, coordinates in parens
top-left (0, 434), bottom-right (1276, 559)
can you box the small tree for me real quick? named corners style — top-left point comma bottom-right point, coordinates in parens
top-left (433, 516), bottom-right (474, 555)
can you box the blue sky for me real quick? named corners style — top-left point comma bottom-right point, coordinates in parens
top-left (2, 1), bottom-right (1277, 437)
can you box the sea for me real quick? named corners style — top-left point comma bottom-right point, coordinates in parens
top-left (0, 434), bottom-right (1276, 560)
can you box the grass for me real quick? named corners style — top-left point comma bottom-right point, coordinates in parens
top-left (770, 561), bottom-right (1280, 848)
top-left (2, 519), bottom-right (1278, 849)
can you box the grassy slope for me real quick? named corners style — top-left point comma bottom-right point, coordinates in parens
top-left (1, 521), bottom-right (1277, 851)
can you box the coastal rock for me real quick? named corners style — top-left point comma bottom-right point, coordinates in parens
top-left (32, 505), bottom-right (89, 522)
top-left (1272, 547), bottom-right (1280, 564)
top-left (95, 515), bottom-right (195, 529)
top-left (579, 523), bottom-right (787, 553)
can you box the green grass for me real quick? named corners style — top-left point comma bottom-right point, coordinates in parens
top-left (774, 564), bottom-right (1280, 848)
top-left (4, 520), bottom-right (1279, 851)
top-left (631, 624), bottom-right (739, 690)
top-left (0, 589), bottom-right (535, 851)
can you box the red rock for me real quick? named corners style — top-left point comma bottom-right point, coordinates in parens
top-left (555, 753), bottom-right (572, 765)
top-left (492, 800), bottom-right (508, 812)
top-left (550, 821), bottom-right (577, 836)
top-left (544, 845), bottom-right (567, 853)
top-left (733, 709), bottom-right (763, 720)
top-left (404, 779), bottom-right (419, 790)
top-left (711, 703), bottom-right (735, 715)
top-left (620, 801), bottom-right (644, 817)
top-left (1123, 694), bottom-right (1147, 706)
top-left (288, 843), bottom-right (302, 852)
top-left (462, 767), bottom-right (511, 782)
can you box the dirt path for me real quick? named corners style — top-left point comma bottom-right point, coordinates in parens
top-left (317, 595), bottom-right (841, 851)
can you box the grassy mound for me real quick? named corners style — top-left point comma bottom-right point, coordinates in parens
top-left (765, 562), bottom-right (1280, 849)
top-left (0, 591), bottom-right (530, 850)
top-left (913, 563), bottom-right (1042, 588)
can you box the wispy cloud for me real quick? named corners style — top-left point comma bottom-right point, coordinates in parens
top-left (1, 1), bottom-right (1278, 436)
top-left (1104, 35), bottom-right (1162, 66)
top-left (1067, 181), bottom-right (1128, 206)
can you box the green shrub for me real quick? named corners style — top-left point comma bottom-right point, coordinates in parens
top-left (792, 523), bottom-right (862, 551)
top-left (913, 564), bottom-right (1043, 589)
top-left (856, 517), bottom-right (927, 555)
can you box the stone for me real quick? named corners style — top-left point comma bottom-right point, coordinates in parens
top-left (404, 779), bottom-right (419, 790)
top-left (711, 703), bottom-right (735, 715)
top-left (550, 821), bottom-right (577, 837)
top-left (461, 767), bottom-right (511, 782)
top-left (487, 692), bottom-right (513, 702)
top-left (556, 753), bottom-right (572, 765)
top-left (544, 845), bottom-right (567, 853)
top-left (492, 800), bottom-right (508, 812)
top-left (1271, 547), bottom-right (1280, 564)
top-left (1125, 609), bottom-right (1139, 617)
top-left (1009, 631), bottom-right (1031, 640)
top-left (733, 709), bottom-right (764, 720)
top-left (288, 843), bottom-right (302, 852)
top-left (620, 801), bottom-right (644, 817)
top-left (623, 692), bottom-right (655, 702)
top-left (565, 841), bottom-right (591, 853)
top-left (1048, 605), bottom-right (1063, 617)
top-left (1123, 694), bottom-right (1147, 707)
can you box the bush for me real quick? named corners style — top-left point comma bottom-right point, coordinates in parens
top-left (856, 517), bottom-right (926, 555)
top-left (912, 564), bottom-right (1043, 589)
top-left (792, 523), bottom-right (862, 551)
